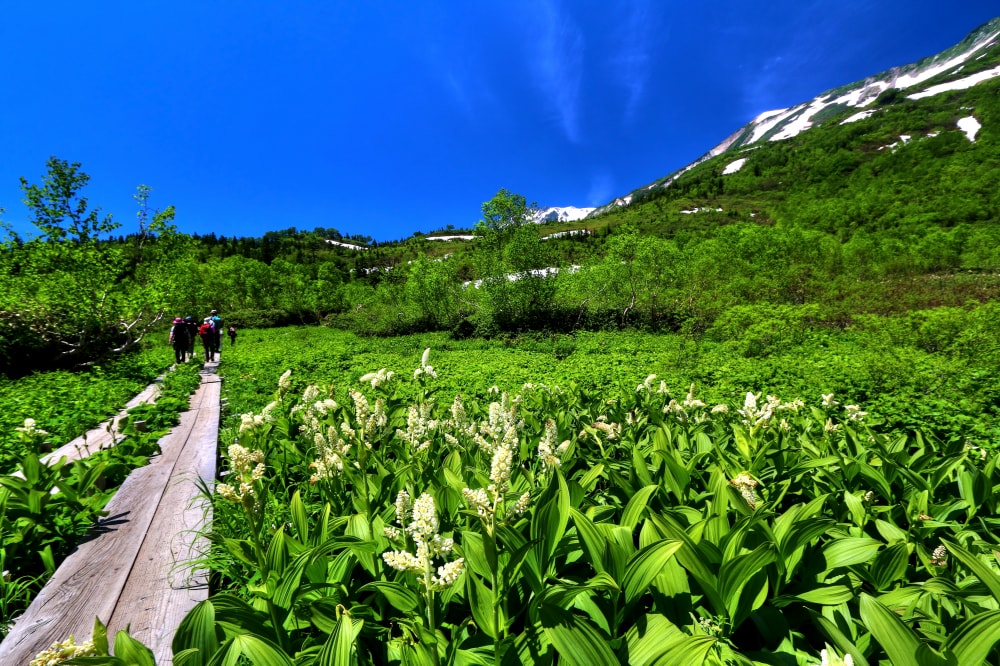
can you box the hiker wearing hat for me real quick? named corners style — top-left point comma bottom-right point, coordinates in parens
top-left (168, 317), bottom-right (191, 364)
top-left (198, 317), bottom-right (216, 362)
top-left (209, 309), bottom-right (223, 354)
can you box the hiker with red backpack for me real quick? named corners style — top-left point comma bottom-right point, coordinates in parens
top-left (198, 318), bottom-right (216, 362)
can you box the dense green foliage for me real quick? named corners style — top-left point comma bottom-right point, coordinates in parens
top-left (0, 359), bottom-right (202, 633)
top-left (77, 342), bottom-right (1000, 665)
top-left (219, 321), bottom-right (999, 449)
top-left (0, 346), bottom-right (167, 474)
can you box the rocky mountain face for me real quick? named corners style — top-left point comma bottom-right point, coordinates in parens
top-left (590, 16), bottom-right (1000, 217)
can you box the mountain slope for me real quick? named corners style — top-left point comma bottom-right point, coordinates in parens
top-left (592, 16), bottom-right (1000, 216)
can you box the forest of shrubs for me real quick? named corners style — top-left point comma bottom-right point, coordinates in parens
top-left (0, 63), bottom-right (998, 379)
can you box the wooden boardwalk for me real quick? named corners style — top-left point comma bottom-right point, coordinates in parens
top-left (40, 382), bottom-right (162, 467)
top-left (0, 358), bottom-right (220, 665)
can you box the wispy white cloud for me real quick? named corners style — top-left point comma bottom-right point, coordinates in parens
top-left (587, 169), bottom-right (614, 206)
top-left (527, 0), bottom-right (585, 143)
top-left (609, 0), bottom-right (655, 122)
top-left (736, 1), bottom-right (865, 119)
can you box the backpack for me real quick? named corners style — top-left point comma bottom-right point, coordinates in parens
top-left (198, 322), bottom-right (213, 338)
top-left (171, 324), bottom-right (190, 345)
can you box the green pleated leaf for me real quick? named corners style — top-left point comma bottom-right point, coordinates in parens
top-left (822, 537), bottom-right (883, 570)
top-left (466, 571), bottom-right (497, 639)
top-left (622, 485), bottom-right (659, 531)
top-left (316, 614), bottom-right (364, 666)
top-left (289, 490), bottom-right (309, 543)
top-left (808, 611), bottom-right (870, 666)
top-left (774, 585), bottom-right (855, 606)
top-left (358, 581), bottom-right (420, 612)
top-left (844, 490), bottom-right (866, 526)
top-left (623, 540), bottom-right (682, 605)
top-left (871, 542), bottom-right (910, 591)
top-left (577, 463), bottom-right (606, 492)
top-left (310, 598), bottom-right (347, 634)
top-left (571, 507), bottom-right (608, 574)
top-left (93, 616), bottom-right (110, 656)
top-left (942, 539), bottom-right (1000, 605)
top-left (943, 609), bottom-right (1000, 665)
top-left (719, 543), bottom-right (775, 617)
top-left (538, 606), bottom-right (619, 666)
top-left (648, 514), bottom-right (724, 614)
top-left (112, 629), bottom-right (156, 666)
top-left (858, 593), bottom-right (923, 666)
top-left (172, 599), bottom-right (220, 666)
top-left (624, 614), bottom-right (686, 666)
top-left (532, 470), bottom-right (570, 574)
top-left (213, 633), bottom-right (295, 666)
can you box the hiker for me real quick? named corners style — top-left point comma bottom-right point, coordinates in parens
top-left (209, 309), bottom-right (223, 354)
top-left (198, 317), bottom-right (216, 362)
top-left (168, 317), bottom-right (190, 364)
top-left (228, 325), bottom-right (237, 347)
top-left (184, 316), bottom-right (198, 356)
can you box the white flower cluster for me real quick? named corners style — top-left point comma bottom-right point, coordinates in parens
top-left (30, 636), bottom-right (97, 666)
top-left (475, 392), bottom-right (523, 454)
top-left (462, 486), bottom-right (530, 523)
top-left (964, 441), bottom-right (989, 461)
top-left (442, 395), bottom-right (477, 447)
top-left (635, 374), bottom-right (669, 394)
top-left (521, 382), bottom-right (564, 395)
top-left (216, 443), bottom-right (266, 502)
top-left (538, 419), bottom-right (569, 472)
top-left (730, 472), bottom-right (760, 509)
top-left (822, 394), bottom-right (868, 424)
top-left (929, 543), bottom-right (948, 567)
top-left (239, 400), bottom-right (281, 434)
top-left (413, 348), bottom-right (438, 380)
top-left (843, 404), bottom-right (867, 422)
top-left (278, 369), bottom-right (292, 395)
top-left (682, 384), bottom-right (706, 409)
top-left (382, 490), bottom-right (464, 588)
top-left (396, 402), bottom-right (440, 453)
top-left (737, 393), bottom-right (803, 430)
top-left (359, 367), bottom-right (395, 389)
top-left (345, 388), bottom-right (387, 435)
top-left (583, 416), bottom-right (621, 442)
top-left (309, 426), bottom-right (353, 484)
top-left (818, 647), bottom-right (854, 666)
top-left (15, 418), bottom-right (49, 438)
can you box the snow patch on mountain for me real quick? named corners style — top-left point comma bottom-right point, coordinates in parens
top-left (325, 239), bottom-right (368, 250)
top-left (841, 109), bottom-right (877, 124)
top-left (722, 158), bottom-right (747, 175)
top-left (958, 116), bottom-right (982, 141)
top-left (908, 64), bottom-right (1000, 99)
top-left (532, 206), bottom-right (596, 223)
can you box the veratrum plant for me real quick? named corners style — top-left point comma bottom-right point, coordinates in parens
top-left (113, 362), bottom-right (1000, 665)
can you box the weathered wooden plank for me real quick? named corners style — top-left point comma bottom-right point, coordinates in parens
top-left (107, 376), bottom-right (219, 663)
top-left (0, 362), bottom-right (219, 664)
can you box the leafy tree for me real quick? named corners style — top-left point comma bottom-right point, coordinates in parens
top-left (405, 253), bottom-right (461, 328)
top-left (473, 188), bottom-right (554, 328)
top-left (0, 159), bottom-right (180, 373)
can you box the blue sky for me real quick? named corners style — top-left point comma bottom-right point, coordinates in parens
top-left (0, 2), bottom-right (995, 243)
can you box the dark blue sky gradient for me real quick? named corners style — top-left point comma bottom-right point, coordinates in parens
top-left (0, 2), bottom-right (995, 242)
